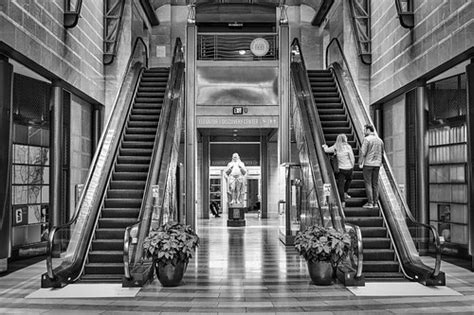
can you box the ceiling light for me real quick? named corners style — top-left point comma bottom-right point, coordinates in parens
top-left (238, 50), bottom-right (246, 55)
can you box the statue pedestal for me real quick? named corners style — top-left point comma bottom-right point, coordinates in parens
top-left (227, 204), bottom-right (246, 227)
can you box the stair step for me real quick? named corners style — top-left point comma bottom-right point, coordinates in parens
top-left (107, 189), bottom-right (143, 199)
top-left (88, 250), bottom-right (123, 263)
top-left (84, 263), bottom-right (123, 275)
top-left (104, 198), bottom-right (141, 208)
top-left (99, 218), bottom-right (138, 229)
top-left (102, 208), bottom-right (141, 218)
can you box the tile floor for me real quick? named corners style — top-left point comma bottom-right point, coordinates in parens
top-left (1, 214), bottom-right (474, 314)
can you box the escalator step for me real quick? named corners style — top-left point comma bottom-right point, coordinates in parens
top-left (316, 103), bottom-right (344, 109)
top-left (104, 198), bottom-right (141, 208)
top-left (127, 121), bottom-right (158, 128)
top-left (84, 263), bottom-right (123, 275)
top-left (80, 274), bottom-right (123, 283)
top-left (123, 134), bottom-right (156, 142)
top-left (129, 114), bottom-right (160, 121)
top-left (107, 189), bottom-right (143, 199)
top-left (322, 126), bottom-right (352, 134)
top-left (140, 81), bottom-right (167, 87)
top-left (139, 86), bottom-right (167, 92)
top-left (363, 272), bottom-right (406, 280)
top-left (95, 228), bottom-right (127, 240)
top-left (92, 239), bottom-right (123, 251)
top-left (309, 77), bottom-right (334, 83)
top-left (344, 207), bottom-right (380, 217)
top-left (361, 238), bottom-right (391, 249)
top-left (312, 92), bottom-right (339, 98)
top-left (342, 188), bottom-right (366, 198)
top-left (312, 87), bottom-right (338, 93)
top-left (109, 180), bottom-right (145, 190)
top-left (317, 114), bottom-right (346, 121)
top-left (364, 249), bottom-right (395, 261)
top-left (321, 121), bottom-right (350, 128)
top-left (88, 250), bottom-right (123, 263)
top-left (121, 141), bottom-right (154, 149)
top-left (315, 97), bottom-right (341, 102)
top-left (117, 156), bottom-right (151, 164)
top-left (115, 163), bottom-right (150, 172)
top-left (310, 82), bottom-right (336, 87)
top-left (102, 208), bottom-right (140, 218)
top-left (133, 103), bottom-right (163, 109)
top-left (99, 218), bottom-right (138, 229)
top-left (125, 127), bottom-right (157, 134)
top-left (131, 109), bottom-right (161, 116)
top-left (363, 261), bottom-right (400, 272)
top-left (112, 172), bottom-right (147, 181)
top-left (136, 92), bottom-right (165, 98)
top-left (317, 108), bottom-right (346, 115)
top-left (358, 227), bottom-right (387, 238)
top-left (345, 216), bottom-right (383, 227)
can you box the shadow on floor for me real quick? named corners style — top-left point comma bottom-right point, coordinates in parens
top-left (0, 255), bottom-right (46, 277)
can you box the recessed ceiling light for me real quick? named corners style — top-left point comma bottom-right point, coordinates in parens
top-left (233, 129), bottom-right (238, 132)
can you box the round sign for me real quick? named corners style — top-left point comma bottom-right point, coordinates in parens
top-left (250, 38), bottom-right (270, 57)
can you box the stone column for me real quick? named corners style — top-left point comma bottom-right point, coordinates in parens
top-left (415, 84), bottom-right (428, 225)
top-left (465, 60), bottom-right (474, 270)
top-left (50, 82), bottom-right (63, 228)
top-left (279, 8), bottom-right (290, 164)
top-left (185, 6), bottom-right (197, 230)
top-left (202, 136), bottom-right (210, 219)
top-left (0, 55), bottom-right (13, 273)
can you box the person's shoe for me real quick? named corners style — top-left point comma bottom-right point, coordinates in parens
top-left (215, 215), bottom-right (221, 218)
top-left (362, 203), bottom-right (373, 209)
top-left (344, 193), bottom-right (352, 199)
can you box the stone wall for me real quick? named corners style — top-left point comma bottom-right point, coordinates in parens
top-left (371, 0), bottom-right (473, 104)
top-left (0, 0), bottom-right (105, 103)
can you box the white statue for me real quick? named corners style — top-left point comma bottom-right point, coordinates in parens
top-left (225, 153), bottom-right (247, 205)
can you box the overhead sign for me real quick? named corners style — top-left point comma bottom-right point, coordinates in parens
top-left (250, 38), bottom-right (270, 57)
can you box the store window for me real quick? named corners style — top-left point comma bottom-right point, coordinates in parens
top-left (11, 73), bottom-right (51, 253)
top-left (427, 73), bottom-right (468, 255)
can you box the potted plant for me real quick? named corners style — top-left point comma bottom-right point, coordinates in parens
top-left (294, 225), bottom-right (351, 285)
top-left (143, 222), bottom-right (199, 287)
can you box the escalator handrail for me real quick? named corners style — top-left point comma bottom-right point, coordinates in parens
top-left (290, 38), bottom-right (346, 230)
top-left (45, 37), bottom-right (149, 281)
top-left (125, 38), bottom-right (185, 274)
top-left (326, 37), bottom-right (441, 278)
top-left (290, 38), bottom-right (363, 279)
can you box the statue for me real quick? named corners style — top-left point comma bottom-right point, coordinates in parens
top-left (225, 153), bottom-right (247, 205)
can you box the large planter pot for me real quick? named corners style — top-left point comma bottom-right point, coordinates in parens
top-left (307, 260), bottom-right (334, 285)
top-left (155, 260), bottom-right (187, 287)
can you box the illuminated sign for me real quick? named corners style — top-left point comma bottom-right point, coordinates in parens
top-left (233, 107), bottom-right (243, 115)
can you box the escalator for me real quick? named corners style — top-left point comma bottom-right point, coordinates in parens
top-left (81, 68), bottom-right (169, 282)
top-left (308, 70), bottom-right (404, 281)
top-left (42, 38), bottom-right (186, 288)
top-left (290, 38), bottom-right (444, 286)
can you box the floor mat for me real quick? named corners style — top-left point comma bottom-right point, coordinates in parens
top-left (347, 282), bottom-right (462, 296)
top-left (25, 283), bottom-right (140, 299)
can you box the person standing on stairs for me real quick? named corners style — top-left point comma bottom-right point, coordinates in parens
top-left (322, 134), bottom-right (355, 207)
top-left (359, 124), bottom-right (384, 209)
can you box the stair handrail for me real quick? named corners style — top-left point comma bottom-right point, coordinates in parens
top-left (290, 38), bottom-right (363, 279)
top-left (64, 0), bottom-right (83, 28)
top-left (326, 37), bottom-right (442, 280)
top-left (44, 37), bottom-right (149, 284)
top-left (124, 38), bottom-right (185, 283)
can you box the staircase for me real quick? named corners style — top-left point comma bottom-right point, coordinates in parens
top-left (81, 68), bottom-right (169, 282)
top-left (308, 69), bottom-right (405, 281)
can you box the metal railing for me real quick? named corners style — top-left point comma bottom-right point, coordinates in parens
top-left (197, 33), bottom-right (278, 61)
top-left (43, 37), bottom-right (149, 287)
top-left (290, 38), bottom-right (363, 280)
top-left (326, 37), bottom-right (443, 283)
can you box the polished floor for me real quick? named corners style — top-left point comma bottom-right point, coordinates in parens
top-left (1, 214), bottom-right (474, 314)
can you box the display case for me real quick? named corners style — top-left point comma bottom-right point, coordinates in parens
top-left (210, 178), bottom-right (222, 214)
